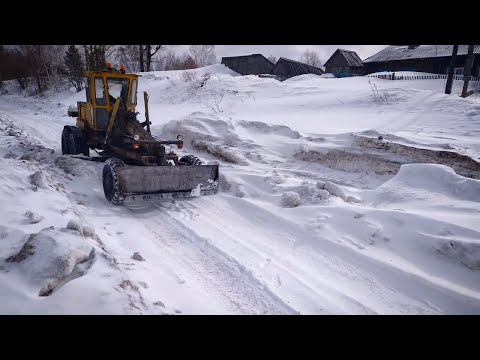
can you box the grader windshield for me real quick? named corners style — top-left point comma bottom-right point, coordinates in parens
top-left (107, 78), bottom-right (130, 105)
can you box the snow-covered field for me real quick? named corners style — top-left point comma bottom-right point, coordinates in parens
top-left (1, 65), bottom-right (480, 314)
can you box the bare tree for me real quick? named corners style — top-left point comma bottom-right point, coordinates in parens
top-left (82, 45), bottom-right (114, 71)
top-left (189, 45), bottom-right (217, 67)
top-left (267, 55), bottom-right (277, 64)
top-left (145, 45), bottom-right (162, 72)
top-left (42, 45), bottom-right (65, 92)
top-left (18, 45), bottom-right (51, 93)
top-left (137, 45), bottom-right (163, 72)
top-left (179, 54), bottom-right (197, 70)
top-left (300, 49), bottom-right (322, 67)
top-left (116, 45), bottom-right (141, 72)
top-left (161, 50), bottom-right (181, 70)
top-left (139, 45), bottom-right (144, 72)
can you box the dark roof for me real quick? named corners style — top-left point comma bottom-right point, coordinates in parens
top-left (221, 53), bottom-right (274, 65)
top-left (324, 49), bottom-right (364, 67)
top-left (275, 57), bottom-right (325, 76)
top-left (364, 45), bottom-right (480, 63)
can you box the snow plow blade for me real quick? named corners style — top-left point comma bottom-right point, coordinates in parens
top-left (117, 164), bottom-right (219, 200)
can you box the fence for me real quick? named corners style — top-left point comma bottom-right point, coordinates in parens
top-left (366, 73), bottom-right (480, 82)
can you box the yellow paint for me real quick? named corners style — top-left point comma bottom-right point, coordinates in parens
top-left (76, 70), bottom-right (140, 131)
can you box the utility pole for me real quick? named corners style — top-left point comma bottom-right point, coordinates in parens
top-left (445, 45), bottom-right (459, 94)
top-left (461, 45), bottom-right (475, 98)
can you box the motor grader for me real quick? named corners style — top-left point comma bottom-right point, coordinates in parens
top-left (63, 64), bottom-right (218, 205)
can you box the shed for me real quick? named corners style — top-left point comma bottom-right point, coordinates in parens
top-left (272, 57), bottom-right (324, 80)
top-left (324, 49), bottom-right (365, 77)
top-left (221, 54), bottom-right (275, 75)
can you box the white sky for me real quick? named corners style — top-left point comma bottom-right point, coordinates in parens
top-left (170, 45), bottom-right (388, 64)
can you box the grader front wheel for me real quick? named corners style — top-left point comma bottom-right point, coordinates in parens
top-left (102, 158), bottom-right (126, 205)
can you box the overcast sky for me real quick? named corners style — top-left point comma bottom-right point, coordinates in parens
top-left (171, 45), bottom-right (388, 63)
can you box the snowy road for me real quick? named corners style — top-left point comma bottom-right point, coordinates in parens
top-left (1, 67), bottom-right (480, 314)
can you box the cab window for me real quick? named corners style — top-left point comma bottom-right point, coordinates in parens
top-left (130, 79), bottom-right (137, 106)
top-left (107, 78), bottom-right (129, 106)
top-left (85, 77), bottom-right (91, 103)
top-left (95, 77), bottom-right (106, 106)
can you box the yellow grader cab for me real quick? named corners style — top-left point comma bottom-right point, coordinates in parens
top-left (63, 64), bottom-right (219, 205)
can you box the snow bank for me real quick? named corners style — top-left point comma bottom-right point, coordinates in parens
top-left (4, 226), bottom-right (94, 296)
top-left (368, 71), bottom-right (440, 77)
top-left (324, 181), bottom-right (347, 201)
top-left (376, 164), bottom-right (480, 202)
top-left (284, 74), bottom-right (325, 83)
top-left (141, 64), bottom-right (240, 80)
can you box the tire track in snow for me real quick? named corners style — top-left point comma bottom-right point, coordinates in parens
top-left (1, 108), bottom-right (294, 314)
top-left (136, 202), bottom-right (297, 315)
top-left (170, 197), bottom-right (381, 314)
top-left (173, 196), bottom-right (480, 314)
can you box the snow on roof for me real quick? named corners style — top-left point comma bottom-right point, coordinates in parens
top-left (363, 45), bottom-right (480, 63)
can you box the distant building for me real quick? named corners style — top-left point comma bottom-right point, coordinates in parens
top-left (363, 45), bottom-right (480, 76)
top-left (324, 49), bottom-right (365, 77)
top-left (272, 57), bottom-right (324, 80)
top-left (221, 54), bottom-right (325, 80)
top-left (221, 54), bottom-right (275, 75)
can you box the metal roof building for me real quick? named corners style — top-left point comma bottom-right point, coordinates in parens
top-left (363, 45), bottom-right (480, 76)
top-left (272, 57), bottom-right (325, 80)
top-left (221, 54), bottom-right (275, 75)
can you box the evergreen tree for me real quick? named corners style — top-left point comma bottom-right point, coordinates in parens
top-left (64, 45), bottom-right (85, 92)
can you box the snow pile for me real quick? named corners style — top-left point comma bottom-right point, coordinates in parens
top-left (141, 64), bottom-right (240, 80)
top-left (281, 191), bottom-right (302, 208)
top-left (24, 211), bottom-right (44, 224)
top-left (4, 226), bottom-right (94, 296)
top-left (359, 164), bottom-right (480, 271)
top-left (30, 171), bottom-right (47, 189)
top-left (365, 164), bottom-right (480, 204)
top-left (324, 181), bottom-right (347, 201)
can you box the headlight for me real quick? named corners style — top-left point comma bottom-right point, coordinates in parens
top-left (134, 135), bottom-right (140, 141)
top-left (177, 135), bottom-right (183, 141)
